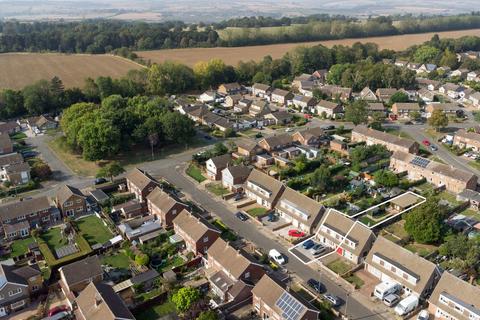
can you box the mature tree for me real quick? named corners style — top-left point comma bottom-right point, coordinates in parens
top-left (345, 100), bottom-right (368, 125)
top-left (31, 160), bottom-right (52, 181)
top-left (96, 161), bottom-right (125, 182)
top-left (60, 102), bottom-right (98, 148)
top-left (373, 170), bottom-right (399, 187)
top-left (171, 287), bottom-right (201, 313)
top-left (212, 142), bottom-right (229, 156)
top-left (310, 165), bottom-right (331, 192)
top-left (439, 49), bottom-right (458, 69)
top-left (404, 197), bottom-right (448, 244)
top-left (439, 234), bottom-right (480, 278)
top-left (410, 111), bottom-right (422, 122)
top-left (22, 80), bottom-right (53, 115)
top-left (389, 91), bottom-right (409, 105)
top-left (413, 45), bottom-right (441, 64)
top-left (193, 58), bottom-right (235, 89)
top-left (159, 112), bottom-right (196, 145)
top-left (428, 109), bottom-right (449, 131)
top-left (0, 89), bottom-right (25, 119)
top-left (147, 62), bottom-right (195, 95)
top-left (77, 116), bottom-right (121, 161)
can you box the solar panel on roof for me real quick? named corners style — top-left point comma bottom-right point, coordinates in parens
top-left (410, 156), bottom-right (430, 168)
top-left (275, 292), bottom-right (306, 320)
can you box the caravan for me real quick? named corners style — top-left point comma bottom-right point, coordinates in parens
top-left (374, 281), bottom-right (401, 300)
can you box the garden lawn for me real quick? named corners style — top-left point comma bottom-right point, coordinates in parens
top-left (344, 274), bottom-right (364, 289)
top-left (8, 237), bottom-right (35, 258)
top-left (76, 215), bottom-right (113, 245)
top-left (326, 259), bottom-right (353, 275)
top-left (186, 164), bottom-right (206, 183)
top-left (157, 255), bottom-right (185, 273)
top-left (134, 300), bottom-right (176, 320)
top-left (247, 207), bottom-right (267, 217)
top-left (206, 183), bottom-right (229, 196)
top-left (40, 227), bottom-right (67, 251)
top-left (102, 251), bottom-right (131, 269)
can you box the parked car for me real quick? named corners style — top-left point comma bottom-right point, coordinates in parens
top-left (234, 193), bottom-right (243, 201)
top-left (310, 244), bottom-right (327, 256)
top-left (303, 113), bottom-right (313, 119)
top-left (45, 311), bottom-right (71, 320)
top-left (21, 151), bottom-right (36, 158)
top-left (94, 177), bottom-right (107, 185)
top-left (267, 213), bottom-right (277, 222)
top-left (307, 279), bottom-right (325, 293)
top-left (204, 135), bottom-right (212, 140)
top-left (323, 293), bottom-right (341, 307)
top-left (48, 305), bottom-right (69, 317)
top-left (269, 249), bottom-right (286, 265)
top-left (422, 139), bottom-right (430, 146)
top-left (320, 125), bottom-right (335, 130)
top-left (430, 144), bottom-right (438, 151)
top-left (302, 239), bottom-right (315, 250)
top-left (383, 293), bottom-right (400, 307)
top-left (416, 310), bottom-right (429, 320)
top-left (285, 128), bottom-right (293, 132)
top-left (288, 229), bottom-right (305, 238)
top-left (235, 211), bottom-right (248, 221)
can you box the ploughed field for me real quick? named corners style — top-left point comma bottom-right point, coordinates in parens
top-left (0, 53), bottom-right (143, 90)
top-left (136, 28), bottom-right (480, 67)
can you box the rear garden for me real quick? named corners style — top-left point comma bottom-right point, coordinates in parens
top-left (75, 215), bottom-right (113, 246)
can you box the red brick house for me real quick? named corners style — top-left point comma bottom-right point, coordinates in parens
top-left (146, 187), bottom-right (188, 228)
top-left (55, 184), bottom-right (87, 218)
top-left (173, 210), bottom-right (221, 255)
top-left (126, 168), bottom-right (159, 202)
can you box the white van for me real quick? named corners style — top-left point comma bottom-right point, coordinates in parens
top-left (269, 249), bottom-right (285, 265)
top-left (394, 295), bottom-right (419, 316)
top-left (374, 281), bottom-right (401, 300)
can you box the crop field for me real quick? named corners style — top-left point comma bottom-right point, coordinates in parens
top-left (0, 53), bottom-right (143, 90)
top-left (136, 28), bottom-right (480, 67)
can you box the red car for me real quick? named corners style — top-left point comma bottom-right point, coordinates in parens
top-left (303, 114), bottom-right (313, 119)
top-left (288, 229), bottom-right (305, 238)
top-left (48, 305), bottom-right (69, 317)
top-left (422, 139), bottom-right (430, 146)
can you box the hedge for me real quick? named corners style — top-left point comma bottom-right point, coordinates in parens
top-left (37, 234), bottom-right (92, 268)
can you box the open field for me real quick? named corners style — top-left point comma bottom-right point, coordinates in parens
top-left (136, 28), bottom-right (480, 67)
top-left (0, 53), bottom-right (143, 90)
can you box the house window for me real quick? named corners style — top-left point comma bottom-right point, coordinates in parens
top-left (17, 215), bottom-right (25, 221)
top-left (244, 272), bottom-right (250, 279)
top-left (0, 294), bottom-right (3, 300)
top-left (65, 201), bottom-right (73, 207)
top-left (76, 199), bottom-right (82, 204)
top-left (29, 213), bottom-right (37, 217)
top-left (8, 288), bottom-right (21, 296)
top-left (391, 266), bottom-right (396, 273)
top-left (42, 216), bottom-right (50, 222)
top-left (66, 209), bottom-right (74, 217)
top-left (76, 207), bottom-right (83, 212)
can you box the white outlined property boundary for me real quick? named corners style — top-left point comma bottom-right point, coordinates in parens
top-left (288, 191), bottom-right (426, 266)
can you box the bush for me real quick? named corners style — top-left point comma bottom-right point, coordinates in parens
top-left (135, 253), bottom-right (150, 266)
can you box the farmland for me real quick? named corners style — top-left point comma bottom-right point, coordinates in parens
top-left (136, 28), bottom-right (480, 67)
top-left (0, 53), bottom-right (143, 90)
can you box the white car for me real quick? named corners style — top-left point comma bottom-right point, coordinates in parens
top-left (269, 249), bottom-right (286, 265)
top-left (417, 310), bottom-right (429, 320)
top-left (285, 128), bottom-right (293, 132)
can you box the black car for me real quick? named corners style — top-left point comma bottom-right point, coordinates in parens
top-left (307, 279), bottom-right (325, 293)
top-left (21, 151), bottom-right (36, 158)
top-left (235, 211), bottom-right (249, 221)
top-left (94, 178), bottom-right (107, 185)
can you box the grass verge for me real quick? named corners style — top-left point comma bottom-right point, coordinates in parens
top-left (186, 164), bottom-right (206, 183)
top-left (247, 207), bottom-right (268, 217)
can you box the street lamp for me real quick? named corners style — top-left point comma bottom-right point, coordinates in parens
top-left (345, 292), bottom-right (350, 320)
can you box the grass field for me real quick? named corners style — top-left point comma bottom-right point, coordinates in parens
top-left (0, 53), bottom-right (143, 90)
top-left (76, 215), bottom-right (113, 246)
top-left (136, 28), bottom-right (480, 67)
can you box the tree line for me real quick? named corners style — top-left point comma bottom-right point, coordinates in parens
top-left (1, 13), bottom-right (480, 53)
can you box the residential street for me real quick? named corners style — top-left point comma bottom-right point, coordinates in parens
top-left (155, 165), bottom-right (389, 320)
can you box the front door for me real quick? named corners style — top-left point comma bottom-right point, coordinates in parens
top-left (0, 307), bottom-right (6, 317)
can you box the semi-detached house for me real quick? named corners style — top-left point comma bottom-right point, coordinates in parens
top-left (126, 168), bottom-right (159, 202)
top-left (55, 184), bottom-right (88, 219)
top-left (428, 271), bottom-right (480, 320)
top-left (0, 196), bottom-right (57, 240)
top-left (453, 129), bottom-right (480, 151)
top-left (206, 154), bottom-right (232, 181)
top-left (315, 209), bottom-right (375, 265)
top-left (365, 236), bottom-right (441, 298)
top-left (275, 187), bottom-right (324, 234)
top-left (252, 274), bottom-right (319, 320)
top-left (0, 264), bottom-right (42, 317)
top-left (206, 238), bottom-right (264, 306)
top-left (245, 169), bottom-right (285, 210)
top-left (146, 187), bottom-right (188, 229)
top-left (173, 209), bottom-right (221, 255)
